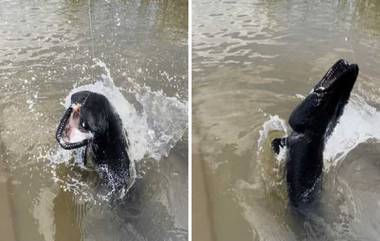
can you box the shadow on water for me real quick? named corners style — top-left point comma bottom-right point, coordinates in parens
top-left (0, 104), bottom-right (16, 241)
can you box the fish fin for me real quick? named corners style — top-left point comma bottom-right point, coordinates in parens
top-left (272, 137), bottom-right (287, 154)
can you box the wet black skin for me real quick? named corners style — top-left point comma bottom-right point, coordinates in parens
top-left (272, 59), bottom-right (359, 206)
top-left (56, 91), bottom-right (130, 182)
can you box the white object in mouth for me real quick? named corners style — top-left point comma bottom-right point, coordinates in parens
top-left (63, 105), bottom-right (93, 143)
top-left (65, 126), bottom-right (93, 143)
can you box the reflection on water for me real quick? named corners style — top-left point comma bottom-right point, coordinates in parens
top-left (193, 0), bottom-right (380, 240)
top-left (0, 0), bottom-right (187, 240)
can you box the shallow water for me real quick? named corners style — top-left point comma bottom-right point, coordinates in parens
top-left (0, 0), bottom-right (188, 240)
top-left (193, 0), bottom-right (380, 240)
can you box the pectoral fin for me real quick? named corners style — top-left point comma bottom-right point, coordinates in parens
top-left (272, 137), bottom-right (287, 154)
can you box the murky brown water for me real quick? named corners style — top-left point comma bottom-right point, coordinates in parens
top-left (0, 0), bottom-right (188, 240)
top-left (193, 0), bottom-right (380, 240)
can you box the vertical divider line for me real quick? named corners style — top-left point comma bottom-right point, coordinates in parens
top-left (188, 0), bottom-right (193, 239)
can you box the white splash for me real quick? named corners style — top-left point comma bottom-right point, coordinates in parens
top-left (48, 147), bottom-right (84, 166)
top-left (324, 94), bottom-right (380, 169)
top-left (64, 60), bottom-right (187, 162)
top-left (257, 115), bottom-right (288, 154)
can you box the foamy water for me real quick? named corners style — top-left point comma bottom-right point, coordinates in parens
top-left (257, 114), bottom-right (288, 156)
top-left (324, 94), bottom-right (380, 168)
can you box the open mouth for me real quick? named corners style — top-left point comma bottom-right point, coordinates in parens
top-left (56, 104), bottom-right (93, 150)
top-left (314, 59), bottom-right (357, 93)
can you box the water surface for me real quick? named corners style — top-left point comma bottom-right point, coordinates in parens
top-left (0, 0), bottom-right (188, 240)
top-left (193, 1), bottom-right (380, 240)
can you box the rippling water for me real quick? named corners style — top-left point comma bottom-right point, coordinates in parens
top-left (193, 0), bottom-right (380, 240)
top-left (0, 0), bottom-right (188, 240)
